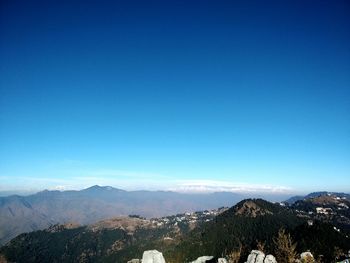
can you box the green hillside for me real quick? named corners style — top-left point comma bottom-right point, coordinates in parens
top-left (1, 199), bottom-right (349, 263)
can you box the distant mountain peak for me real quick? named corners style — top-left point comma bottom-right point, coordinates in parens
top-left (82, 185), bottom-right (124, 192)
top-left (285, 191), bottom-right (350, 204)
top-left (233, 199), bottom-right (273, 217)
top-left (86, 185), bottom-right (104, 190)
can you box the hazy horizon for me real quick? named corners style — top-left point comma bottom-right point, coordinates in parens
top-left (0, 183), bottom-right (346, 199)
top-left (1, 1), bottom-right (349, 194)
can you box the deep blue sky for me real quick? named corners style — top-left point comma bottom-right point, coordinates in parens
top-left (1, 0), bottom-right (349, 194)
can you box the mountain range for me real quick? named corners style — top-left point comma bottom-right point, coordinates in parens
top-left (1, 197), bottom-right (349, 263)
top-left (0, 185), bottom-right (243, 245)
top-left (1, 186), bottom-right (350, 262)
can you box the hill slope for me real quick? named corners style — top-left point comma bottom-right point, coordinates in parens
top-left (0, 186), bottom-right (242, 245)
top-left (166, 199), bottom-right (305, 262)
top-left (2, 198), bottom-right (349, 263)
top-left (285, 192), bottom-right (350, 204)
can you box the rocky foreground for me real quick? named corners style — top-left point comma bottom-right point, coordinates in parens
top-left (127, 249), bottom-right (323, 263)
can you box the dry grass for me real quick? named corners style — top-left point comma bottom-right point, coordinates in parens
top-left (88, 216), bottom-right (151, 233)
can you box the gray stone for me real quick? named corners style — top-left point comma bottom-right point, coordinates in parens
top-left (264, 255), bottom-right (277, 263)
top-left (246, 250), bottom-right (265, 263)
top-left (142, 250), bottom-right (166, 263)
top-left (245, 250), bottom-right (276, 263)
top-left (218, 258), bottom-right (228, 263)
top-left (300, 252), bottom-right (314, 262)
top-left (127, 259), bottom-right (140, 263)
top-left (190, 256), bottom-right (214, 263)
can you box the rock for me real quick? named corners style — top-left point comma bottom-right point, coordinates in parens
top-left (246, 250), bottom-right (265, 263)
top-left (190, 256), bottom-right (214, 263)
top-left (127, 259), bottom-right (140, 263)
top-left (300, 252), bottom-right (314, 262)
top-left (142, 250), bottom-right (166, 263)
top-left (245, 250), bottom-right (276, 263)
top-left (264, 255), bottom-right (277, 263)
top-left (190, 256), bottom-right (228, 263)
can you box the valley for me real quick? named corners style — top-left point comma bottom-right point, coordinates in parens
top-left (1, 191), bottom-right (349, 263)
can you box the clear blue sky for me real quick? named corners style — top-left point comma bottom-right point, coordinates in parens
top-left (0, 0), bottom-right (349, 194)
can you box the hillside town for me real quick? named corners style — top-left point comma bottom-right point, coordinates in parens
top-left (149, 207), bottom-right (229, 228)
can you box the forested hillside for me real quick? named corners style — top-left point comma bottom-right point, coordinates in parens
top-left (1, 199), bottom-right (349, 263)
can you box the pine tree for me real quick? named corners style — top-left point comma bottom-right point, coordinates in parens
top-left (256, 240), bottom-right (265, 253)
top-left (273, 228), bottom-right (297, 263)
top-left (226, 243), bottom-right (242, 263)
